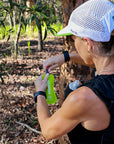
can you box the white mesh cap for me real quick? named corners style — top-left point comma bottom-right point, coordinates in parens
top-left (57, 0), bottom-right (114, 42)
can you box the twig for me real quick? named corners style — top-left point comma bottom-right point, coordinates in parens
top-left (15, 121), bottom-right (42, 135)
top-left (47, 140), bottom-right (57, 144)
top-left (0, 134), bottom-right (9, 144)
top-left (15, 121), bottom-right (58, 144)
top-left (0, 135), bottom-right (4, 144)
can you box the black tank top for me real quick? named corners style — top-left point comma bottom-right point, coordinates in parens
top-left (66, 74), bottom-right (114, 144)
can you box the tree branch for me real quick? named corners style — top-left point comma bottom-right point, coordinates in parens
top-left (15, 121), bottom-right (42, 135)
top-left (15, 121), bottom-right (57, 143)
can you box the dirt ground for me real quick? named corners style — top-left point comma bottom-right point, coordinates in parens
top-left (0, 37), bottom-right (71, 144)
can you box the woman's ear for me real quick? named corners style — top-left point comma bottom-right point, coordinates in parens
top-left (83, 37), bottom-right (93, 51)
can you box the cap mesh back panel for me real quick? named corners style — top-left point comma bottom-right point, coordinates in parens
top-left (71, 0), bottom-right (114, 33)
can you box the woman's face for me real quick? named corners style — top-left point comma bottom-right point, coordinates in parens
top-left (72, 35), bottom-right (93, 65)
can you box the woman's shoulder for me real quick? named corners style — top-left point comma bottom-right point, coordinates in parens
top-left (76, 74), bottom-right (114, 109)
top-left (68, 86), bottom-right (97, 106)
top-left (66, 74), bottom-right (114, 111)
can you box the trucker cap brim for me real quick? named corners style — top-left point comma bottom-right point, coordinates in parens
top-left (56, 26), bottom-right (72, 36)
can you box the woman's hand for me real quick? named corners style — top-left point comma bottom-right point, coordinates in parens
top-left (43, 54), bottom-right (65, 72)
top-left (34, 73), bottom-right (49, 92)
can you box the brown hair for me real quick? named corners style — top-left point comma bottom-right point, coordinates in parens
top-left (93, 35), bottom-right (114, 57)
top-left (100, 35), bottom-right (114, 56)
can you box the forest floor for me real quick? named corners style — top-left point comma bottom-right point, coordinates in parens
top-left (0, 37), bottom-right (70, 144)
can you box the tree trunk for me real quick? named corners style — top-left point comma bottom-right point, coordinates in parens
top-left (26, 0), bottom-right (36, 26)
top-left (58, 1), bottom-right (96, 143)
top-left (59, 0), bottom-right (95, 105)
top-left (13, 9), bottom-right (16, 32)
top-left (26, 0), bottom-right (43, 51)
top-left (14, 12), bottom-right (23, 57)
top-left (38, 21), bottom-right (43, 51)
top-left (9, 13), bottom-right (13, 29)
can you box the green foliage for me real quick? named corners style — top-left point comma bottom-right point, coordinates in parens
top-left (27, 41), bottom-right (31, 55)
top-left (0, 0), bottom-right (62, 82)
top-left (19, 23), bottom-right (62, 39)
top-left (0, 0), bottom-right (15, 40)
top-left (0, 0), bottom-right (62, 55)
top-left (0, 25), bottom-right (14, 41)
top-left (42, 0), bottom-right (62, 23)
top-left (0, 2), bottom-right (6, 29)
top-left (27, 0), bottom-right (57, 41)
top-left (45, 23), bottom-right (62, 36)
top-left (0, 0), bottom-right (57, 42)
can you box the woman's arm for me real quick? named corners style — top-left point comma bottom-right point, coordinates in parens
top-left (43, 51), bottom-right (94, 72)
top-left (34, 75), bottom-right (93, 141)
top-left (36, 88), bottom-right (90, 141)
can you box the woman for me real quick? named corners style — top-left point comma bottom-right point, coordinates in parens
top-left (34, 0), bottom-right (114, 143)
